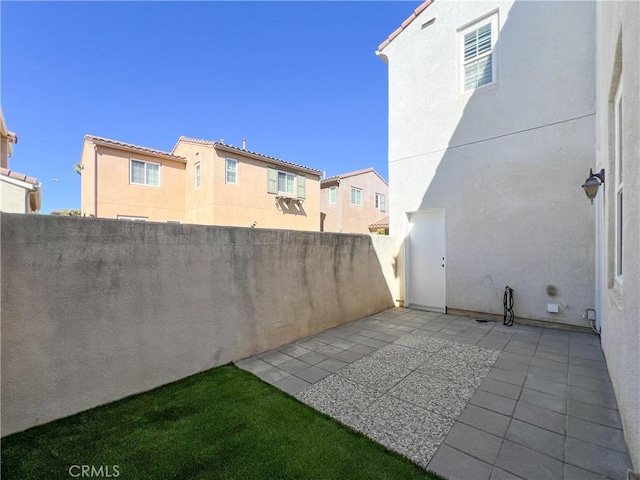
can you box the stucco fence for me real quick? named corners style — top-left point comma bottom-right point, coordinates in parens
top-left (0, 213), bottom-right (397, 436)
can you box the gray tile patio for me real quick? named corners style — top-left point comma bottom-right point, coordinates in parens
top-left (235, 307), bottom-right (633, 479)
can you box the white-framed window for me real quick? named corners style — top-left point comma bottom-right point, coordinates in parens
top-left (194, 162), bottom-right (201, 188)
top-left (130, 159), bottom-right (160, 187)
top-left (267, 168), bottom-right (305, 198)
top-left (278, 171), bottom-right (295, 195)
top-left (351, 187), bottom-right (362, 206)
top-left (459, 13), bottom-right (498, 93)
top-left (226, 157), bottom-right (237, 184)
top-left (614, 77), bottom-right (623, 283)
top-left (329, 186), bottom-right (337, 204)
top-left (117, 215), bottom-right (148, 222)
top-left (375, 193), bottom-right (386, 212)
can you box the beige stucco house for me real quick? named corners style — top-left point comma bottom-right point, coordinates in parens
top-left (0, 168), bottom-right (41, 214)
top-left (320, 168), bottom-right (388, 234)
top-left (0, 110), bottom-right (41, 214)
top-left (80, 135), bottom-right (322, 231)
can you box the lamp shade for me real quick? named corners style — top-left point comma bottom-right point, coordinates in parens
top-left (582, 176), bottom-right (601, 203)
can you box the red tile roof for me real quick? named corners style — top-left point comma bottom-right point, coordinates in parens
top-left (377, 0), bottom-right (434, 52)
top-left (0, 167), bottom-right (38, 186)
top-left (174, 136), bottom-right (322, 176)
top-left (85, 135), bottom-right (187, 162)
top-left (369, 215), bottom-right (390, 228)
top-left (321, 167), bottom-right (388, 185)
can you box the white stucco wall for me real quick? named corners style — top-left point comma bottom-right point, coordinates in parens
top-left (594, 0), bottom-right (640, 469)
top-left (381, 0), bottom-right (596, 325)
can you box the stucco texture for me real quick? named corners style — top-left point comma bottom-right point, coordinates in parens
top-left (0, 214), bottom-right (393, 436)
top-left (0, 180), bottom-right (28, 213)
top-left (594, 0), bottom-right (640, 469)
top-left (382, 0), bottom-right (596, 326)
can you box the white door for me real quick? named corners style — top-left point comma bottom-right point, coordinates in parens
top-left (407, 210), bottom-right (446, 312)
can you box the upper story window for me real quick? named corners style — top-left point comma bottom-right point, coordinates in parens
top-left (351, 187), bottom-right (362, 206)
top-left (195, 162), bottom-right (201, 188)
top-left (613, 76), bottom-right (623, 283)
top-left (267, 168), bottom-right (306, 199)
top-left (329, 186), bottom-right (337, 204)
top-left (278, 171), bottom-right (295, 195)
top-left (459, 13), bottom-right (498, 93)
top-left (375, 193), bottom-right (386, 212)
top-left (130, 159), bottom-right (160, 187)
top-left (226, 157), bottom-right (237, 184)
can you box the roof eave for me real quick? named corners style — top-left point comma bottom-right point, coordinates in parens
top-left (214, 144), bottom-right (322, 177)
top-left (87, 137), bottom-right (187, 164)
top-left (376, 0), bottom-right (435, 53)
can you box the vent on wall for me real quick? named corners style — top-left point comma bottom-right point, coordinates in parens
top-left (422, 17), bottom-right (436, 29)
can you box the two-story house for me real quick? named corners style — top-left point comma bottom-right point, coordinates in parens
top-left (79, 135), bottom-right (322, 231)
top-left (320, 168), bottom-right (388, 234)
top-left (377, 1), bottom-right (596, 323)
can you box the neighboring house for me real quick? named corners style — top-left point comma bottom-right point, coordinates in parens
top-left (80, 135), bottom-right (322, 231)
top-left (320, 168), bottom-right (388, 234)
top-left (0, 168), bottom-right (41, 214)
top-left (0, 110), bottom-right (41, 214)
top-left (368, 215), bottom-right (389, 235)
top-left (80, 136), bottom-right (188, 222)
top-left (378, 0), bottom-right (639, 470)
top-left (173, 137), bottom-right (321, 231)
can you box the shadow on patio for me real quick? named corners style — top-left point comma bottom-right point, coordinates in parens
top-left (236, 307), bottom-right (633, 480)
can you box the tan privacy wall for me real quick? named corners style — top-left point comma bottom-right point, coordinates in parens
top-left (1, 213), bottom-right (394, 436)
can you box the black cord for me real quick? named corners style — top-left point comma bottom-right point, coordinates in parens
top-left (503, 286), bottom-right (514, 327)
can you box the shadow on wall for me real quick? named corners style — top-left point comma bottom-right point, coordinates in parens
top-left (0, 213), bottom-right (394, 436)
top-left (276, 197), bottom-right (307, 216)
top-left (391, 1), bottom-right (596, 324)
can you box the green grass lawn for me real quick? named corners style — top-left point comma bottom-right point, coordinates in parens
top-left (1, 365), bottom-right (441, 480)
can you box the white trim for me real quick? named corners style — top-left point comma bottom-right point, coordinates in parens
top-left (194, 161), bottom-right (201, 188)
top-left (0, 175), bottom-right (38, 190)
top-left (350, 187), bottom-right (363, 206)
top-left (613, 76), bottom-right (623, 285)
top-left (458, 11), bottom-right (499, 94)
top-left (225, 157), bottom-right (238, 185)
top-left (277, 170), bottom-right (296, 196)
top-left (129, 158), bottom-right (161, 187)
top-left (329, 186), bottom-right (337, 204)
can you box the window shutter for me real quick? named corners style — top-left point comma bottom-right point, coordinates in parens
top-left (381, 195), bottom-right (386, 212)
top-left (297, 175), bottom-right (306, 199)
top-left (463, 22), bottom-right (493, 90)
top-left (267, 168), bottom-right (278, 193)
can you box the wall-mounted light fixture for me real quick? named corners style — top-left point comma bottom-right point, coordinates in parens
top-left (582, 168), bottom-right (605, 204)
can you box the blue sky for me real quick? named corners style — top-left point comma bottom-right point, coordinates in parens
top-left (1, 1), bottom-right (420, 213)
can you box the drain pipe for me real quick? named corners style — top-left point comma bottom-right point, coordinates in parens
top-left (585, 308), bottom-right (600, 335)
